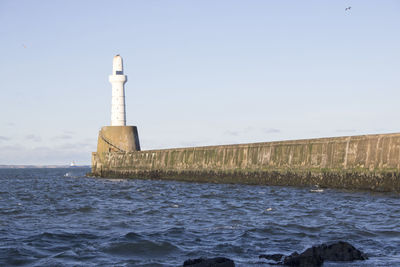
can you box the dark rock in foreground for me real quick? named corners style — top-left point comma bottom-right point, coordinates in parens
top-left (259, 241), bottom-right (368, 266)
top-left (183, 257), bottom-right (235, 267)
top-left (282, 250), bottom-right (324, 267)
top-left (259, 253), bottom-right (285, 262)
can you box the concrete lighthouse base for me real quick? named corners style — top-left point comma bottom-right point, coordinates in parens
top-left (97, 126), bottom-right (140, 154)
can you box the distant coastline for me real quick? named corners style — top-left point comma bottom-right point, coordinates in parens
top-left (0, 165), bottom-right (90, 169)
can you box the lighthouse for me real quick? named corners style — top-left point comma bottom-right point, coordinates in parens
top-left (96, 55), bottom-right (141, 154)
top-left (109, 55), bottom-right (127, 126)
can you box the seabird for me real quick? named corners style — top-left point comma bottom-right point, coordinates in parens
top-left (310, 184), bottom-right (324, 193)
top-left (345, 6), bottom-right (352, 11)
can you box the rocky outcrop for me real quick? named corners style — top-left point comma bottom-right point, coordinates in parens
top-left (259, 241), bottom-right (368, 266)
top-left (183, 257), bottom-right (235, 267)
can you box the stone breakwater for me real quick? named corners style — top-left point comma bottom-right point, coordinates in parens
top-left (90, 133), bottom-right (400, 192)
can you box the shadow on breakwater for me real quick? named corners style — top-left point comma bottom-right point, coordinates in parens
top-left (88, 169), bottom-right (400, 193)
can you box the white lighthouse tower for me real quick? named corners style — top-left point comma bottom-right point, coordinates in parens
top-left (96, 55), bottom-right (140, 154)
top-left (109, 55), bottom-right (127, 126)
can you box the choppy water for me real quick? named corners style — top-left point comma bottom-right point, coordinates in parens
top-left (1, 168), bottom-right (400, 266)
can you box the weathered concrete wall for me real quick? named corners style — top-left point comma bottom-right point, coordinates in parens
top-left (91, 133), bottom-right (400, 192)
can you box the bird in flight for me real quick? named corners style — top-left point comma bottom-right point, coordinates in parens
top-left (345, 6), bottom-right (352, 11)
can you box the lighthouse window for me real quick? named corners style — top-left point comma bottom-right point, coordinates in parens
top-left (116, 71), bottom-right (123, 75)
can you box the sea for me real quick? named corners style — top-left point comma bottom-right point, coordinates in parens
top-left (1, 168), bottom-right (400, 266)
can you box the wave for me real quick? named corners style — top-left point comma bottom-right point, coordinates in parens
top-left (27, 231), bottom-right (99, 243)
top-left (0, 247), bottom-right (38, 266)
top-left (102, 240), bottom-right (180, 257)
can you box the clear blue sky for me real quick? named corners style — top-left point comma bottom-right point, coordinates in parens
top-left (0, 0), bottom-right (399, 165)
